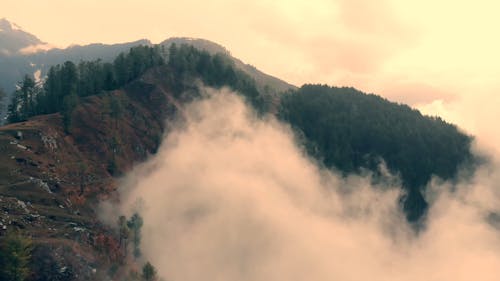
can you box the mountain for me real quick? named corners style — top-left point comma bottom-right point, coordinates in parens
top-left (0, 29), bottom-right (475, 280)
top-left (279, 84), bottom-right (475, 221)
top-left (0, 18), bottom-right (47, 55)
top-left (0, 45), bottom-right (274, 280)
top-left (0, 21), bottom-right (295, 121)
top-left (0, 19), bottom-right (156, 123)
top-left (0, 18), bottom-right (153, 94)
top-left (161, 38), bottom-right (296, 94)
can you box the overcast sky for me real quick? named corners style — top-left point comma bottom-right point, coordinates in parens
top-left (3, 0), bottom-right (500, 153)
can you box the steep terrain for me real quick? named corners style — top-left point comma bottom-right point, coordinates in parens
top-left (0, 40), bottom-right (475, 280)
top-left (0, 65), bottom-right (189, 280)
top-left (0, 41), bottom-right (277, 277)
top-left (0, 20), bottom-right (151, 92)
top-left (0, 20), bottom-right (294, 121)
top-left (279, 84), bottom-right (475, 221)
top-left (161, 38), bottom-right (296, 93)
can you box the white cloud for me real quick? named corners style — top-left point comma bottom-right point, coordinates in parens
top-left (108, 88), bottom-right (500, 281)
top-left (18, 43), bottom-right (54, 54)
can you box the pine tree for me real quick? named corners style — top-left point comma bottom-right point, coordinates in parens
top-left (0, 87), bottom-right (6, 111)
top-left (7, 76), bottom-right (37, 123)
top-left (127, 213), bottom-right (144, 258)
top-left (141, 262), bottom-right (157, 281)
top-left (0, 232), bottom-right (33, 281)
top-left (61, 92), bottom-right (79, 134)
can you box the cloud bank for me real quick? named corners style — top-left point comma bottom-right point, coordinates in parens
top-left (113, 88), bottom-right (500, 281)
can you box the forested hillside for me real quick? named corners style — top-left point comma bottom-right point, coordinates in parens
top-left (0, 40), bottom-right (478, 279)
top-left (5, 45), bottom-right (475, 222)
top-left (0, 17), bottom-right (294, 120)
top-left (7, 44), bottom-right (265, 129)
top-left (279, 84), bottom-right (474, 221)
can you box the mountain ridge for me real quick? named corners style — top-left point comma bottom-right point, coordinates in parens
top-left (0, 18), bottom-right (46, 55)
top-left (0, 19), bottom-right (295, 117)
top-left (0, 21), bottom-right (476, 281)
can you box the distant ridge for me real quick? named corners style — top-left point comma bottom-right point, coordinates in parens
top-left (0, 18), bottom-right (46, 55)
top-left (0, 20), bottom-right (295, 120)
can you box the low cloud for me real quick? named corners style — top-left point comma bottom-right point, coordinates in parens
top-left (111, 88), bottom-right (500, 281)
top-left (18, 43), bottom-right (54, 54)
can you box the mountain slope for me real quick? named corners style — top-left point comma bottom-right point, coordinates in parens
top-left (0, 45), bottom-right (274, 280)
top-left (0, 20), bottom-right (294, 105)
top-left (0, 67), bottom-right (183, 280)
top-left (0, 38), bottom-right (476, 279)
top-left (1, 33), bottom-right (294, 126)
top-left (279, 84), bottom-right (475, 221)
top-left (0, 18), bottom-right (46, 55)
top-left (0, 19), bottom-right (156, 123)
top-left (161, 37), bottom-right (296, 93)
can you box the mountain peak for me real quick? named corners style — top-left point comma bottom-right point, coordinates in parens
top-left (161, 37), bottom-right (230, 55)
top-left (0, 18), bottom-right (45, 55)
top-left (0, 18), bottom-right (23, 32)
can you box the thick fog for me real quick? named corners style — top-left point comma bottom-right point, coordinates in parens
top-left (110, 88), bottom-right (500, 281)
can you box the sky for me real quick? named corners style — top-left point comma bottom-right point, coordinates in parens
top-left (2, 0), bottom-right (500, 149)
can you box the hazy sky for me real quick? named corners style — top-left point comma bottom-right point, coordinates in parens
top-left (3, 0), bottom-right (500, 148)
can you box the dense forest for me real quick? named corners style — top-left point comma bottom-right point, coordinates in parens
top-left (7, 45), bottom-right (165, 127)
top-left (6, 43), bottom-right (263, 130)
top-left (166, 43), bottom-right (263, 109)
top-left (279, 84), bottom-right (474, 221)
top-left (5, 45), bottom-right (474, 222)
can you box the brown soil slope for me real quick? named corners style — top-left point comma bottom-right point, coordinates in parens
top-left (0, 66), bottom-right (184, 280)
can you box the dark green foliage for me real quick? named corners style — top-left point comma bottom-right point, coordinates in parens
top-left (109, 95), bottom-right (125, 120)
top-left (118, 215), bottom-right (129, 253)
top-left (167, 43), bottom-right (263, 111)
top-left (7, 45), bottom-right (165, 124)
top-left (4, 42), bottom-right (474, 223)
top-left (0, 232), bottom-right (33, 281)
top-left (7, 43), bottom-right (265, 125)
top-left (77, 60), bottom-right (105, 97)
top-left (107, 158), bottom-right (118, 176)
top-left (124, 262), bottom-right (158, 281)
top-left (7, 75), bottom-right (38, 123)
top-left (279, 84), bottom-right (474, 221)
top-left (127, 213), bottom-right (144, 258)
top-left (61, 92), bottom-right (79, 133)
top-left (115, 46), bottom-right (164, 85)
top-left (0, 87), bottom-right (5, 106)
top-left (31, 245), bottom-right (74, 281)
top-left (141, 262), bottom-right (157, 281)
top-left (115, 213), bottom-right (144, 259)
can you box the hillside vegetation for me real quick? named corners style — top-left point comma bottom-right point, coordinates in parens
top-left (279, 84), bottom-right (474, 220)
top-left (0, 42), bottom-right (476, 279)
top-left (6, 43), bottom-right (475, 222)
top-left (7, 44), bottom-right (265, 126)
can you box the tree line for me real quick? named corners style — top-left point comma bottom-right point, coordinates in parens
top-left (166, 43), bottom-right (263, 109)
top-left (6, 43), bottom-right (265, 128)
top-left (4, 44), bottom-right (475, 222)
top-left (7, 45), bottom-right (166, 128)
